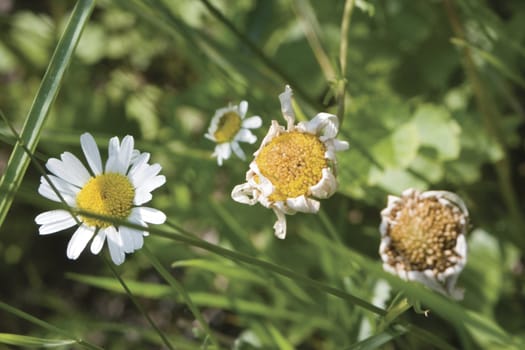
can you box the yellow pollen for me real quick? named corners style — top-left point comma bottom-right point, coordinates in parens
top-left (213, 111), bottom-right (242, 143)
top-left (76, 173), bottom-right (135, 228)
top-left (386, 196), bottom-right (464, 273)
top-left (255, 131), bottom-right (327, 201)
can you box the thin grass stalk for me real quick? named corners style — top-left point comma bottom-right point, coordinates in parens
top-left (104, 257), bottom-right (175, 350)
top-left (142, 245), bottom-right (221, 349)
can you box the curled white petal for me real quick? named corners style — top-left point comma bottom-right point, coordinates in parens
top-left (278, 85), bottom-right (295, 129)
top-left (285, 196), bottom-right (320, 213)
top-left (272, 208), bottom-right (288, 239)
top-left (310, 168), bottom-right (337, 199)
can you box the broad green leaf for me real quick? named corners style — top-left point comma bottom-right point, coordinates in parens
top-left (371, 122), bottom-right (419, 168)
top-left (412, 104), bottom-right (461, 161)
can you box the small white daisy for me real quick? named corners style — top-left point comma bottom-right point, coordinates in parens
top-left (204, 100), bottom-right (262, 166)
top-left (379, 188), bottom-right (469, 300)
top-left (231, 85), bottom-right (349, 239)
top-left (35, 132), bottom-right (167, 265)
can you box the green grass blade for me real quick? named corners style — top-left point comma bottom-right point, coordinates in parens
top-left (0, 301), bottom-right (103, 350)
top-left (142, 246), bottom-right (221, 349)
top-left (104, 257), bottom-right (175, 350)
top-left (0, 0), bottom-right (95, 228)
top-left (0, 333), bottom-right (77, 348)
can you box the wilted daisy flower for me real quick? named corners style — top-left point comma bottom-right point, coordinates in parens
top-left (205, 100), bottom-right (262, 166)
top-left (35, 133), bottom-right (166, 265)
top-left (231, 85), bottom-right (349, 239)
top-left (379, 188), bottom-right (469, 300)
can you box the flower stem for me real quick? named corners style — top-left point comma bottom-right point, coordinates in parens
top-left (142, 245), bottom-right (221, 349)
top-left (104, 257), bottom-right (174, 350)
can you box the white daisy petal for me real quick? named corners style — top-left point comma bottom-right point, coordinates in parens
top-left (106, 226), bottom-right (125, 265)
top-left (278, 85), bottom-right (295, 129)
top-left (310, 168), bottom-right (337, 199)
top-left (67, 225), bottom-right (95, 260)
top-left (38, 176), bottom-right (78, 205)
top-left (130, 163), bottom-right (161, 187)
top-left (213, 143), bottom-right (232, 166)
top-left (80, 132), bottom-right (103, 175)
top-left (134, 190), bottom-right (153, 206)
top-left (105, 136), bottom-right (121, 173)
top-left (36, 211), bottom-right (78, 235)
top-left (119, 227), bottom-right (136, 253)
top-left (272, 208), bottom-right (288, 239)
top-left (90, 230), bottom-right (106, 254)
top-left (242, 116), bottom-right (262, 129)
top-left (117, 135), bottom-right (134, 173)
top-left (35, 209), bottom-right (73, 225)
top-left (231, 141), bottom-right (246, 160)
top-left (135, 175), bottom-right (166, 198)
top-left (46, 153), bottom-right (90, 187)
top-left (285, 196), bottom-right (320, 213)
top-left (132, 207), bottom-right (166, 225)
top-left (235, 129), bottom-right (257, 144)
top-left (239, 101), bottom-right (248, 118)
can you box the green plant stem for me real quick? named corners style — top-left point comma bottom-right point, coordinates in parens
top-left (293, 0), bottom-right (337, 82)
top-left (0, 0), bottom-right (95, 229)
top-left (142, 246), bottom-right (221, 349)
top-left (105, 258), bottom-right (174, 350)
top-left (443, 0), bottom-right (525, 249)
top-left (337, 0), bottom-right (355, 126)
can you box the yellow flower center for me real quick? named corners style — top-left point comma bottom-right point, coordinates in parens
top-left (255, 131), bottom-right (327, 201)
top-left (386, 195), bottom-right (464, 273)
top-left (76, 173), bottom-right (135, 228)
top-left (213, 111), bottom-right (242, 143)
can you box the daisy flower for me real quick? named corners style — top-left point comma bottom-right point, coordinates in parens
top-left (231, 85), bottom-right (349, 239)
top-left (35, 133), bottom-right (166, 265)
top-left (204, 100), bottom-right (262, 166)
top-left (379, 188), bottom-right (469, 300)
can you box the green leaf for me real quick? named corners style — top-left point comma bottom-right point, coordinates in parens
top-left (0, 0), bottom-right (95, 229)
top-left (372, 122), bottom-right (419, 168)
top-left (345, 326), bottom-right (406, 350)
top-left (0, 333), bottom-right (76, 348)
top-left (412, 104), bottom-right (461, 161)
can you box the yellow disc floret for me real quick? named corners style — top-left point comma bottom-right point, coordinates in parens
top-left (213, 111), bottom-right (242, 143)
top-left (255, 131), bottom-right (327, 202)
top-left (76, 173), bottom-right (135, 228)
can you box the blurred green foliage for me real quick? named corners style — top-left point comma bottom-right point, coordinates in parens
top-left (1, 0), bottom-right (525, 349)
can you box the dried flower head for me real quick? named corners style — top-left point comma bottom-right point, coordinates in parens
top-left (379, 188), bottom-right (469, 299)
top-left (231, 85), bottom-right (348, 239)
